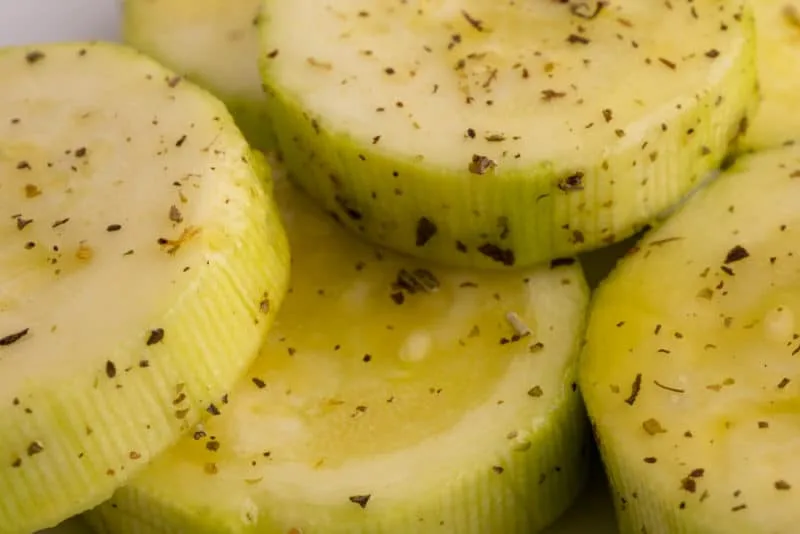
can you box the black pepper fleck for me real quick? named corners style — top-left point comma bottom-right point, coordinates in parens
top-left (146, 328), bottom-right (165, 346)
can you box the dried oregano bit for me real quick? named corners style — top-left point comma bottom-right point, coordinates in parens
top-left (27, 441), bottom-right (44, 456)
top-left (259, 292), bottom-right (270, 314)
top-left (410, 269), bottom-right (439, 291)
top-left (348, 494), bottom-right (371, 509)
top-left (680, 477), bottom-right (697, 493)
top-left (529, 341), bottom-right (545, 353)
top-left (680, 474), bottom-right (705, 493)
top-left (415, 217), bottom-right (437, 246)
top-left (624, 373), bottom-right (642, 405)
top-left (642, 418), bottom-right (667, 435)
top-left (192, 424), bottom-right (207, 440)
top-left (0, 328), bottom-right (29, 346)
top-left (460, 9), bottom-right (485, 31)
top-left (540, 89), bottom-right (566, 101)
top-left (528, 385), bottom-right (544, 398)
top-left (146, 328), bottom-right (165, 346)
top-left (478, 243), bottom-right (515, 266)
top-left (393, 268), bottom-right (440, 294)
top-left (570, 1), bottom-right (606, 19)
top-left (468, 154), bottom-right (496, 175)
top-left (653, 380), bottom-right (684, 394)
top-left (251, 377), bottom-right (267, 389)
top-left (724, 245), bottom-right (750, 264)
top-left (775, 480), bottom-right (792, 491)
top-left (169, 205), bottom-right (183, 223)
top-left (557, 172), bottom-right (585, 192)
top-left (24, 184), bottom-right (41, 198)
top-left (566, 33), bottom-right (590, 45)
top-left (649, 237), bottom-right (684, 247)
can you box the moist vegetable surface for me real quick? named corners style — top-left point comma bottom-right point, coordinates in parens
top-left (0, 42), bottom-right (290, 533)
top-left (258, 0), bottom-right (758, 268)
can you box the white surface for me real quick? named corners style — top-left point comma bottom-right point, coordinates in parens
top-left (0, 0), bottom-right (120, 45)
top-left (0, 1), bottom-right (619, 532)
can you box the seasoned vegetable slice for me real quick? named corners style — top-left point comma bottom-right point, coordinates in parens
top-left (258, 0), bottom-right (758, 268)
top-left (741, 0), bottom-right (800, 150)
top-left (580, 143), bottom-right (800, 533)
top-left (86, 173), bottom-right (590, 534)
top-left (0, 42), bottom-right (289, 532)
top-left (123, 0), bottom-right (276, 150)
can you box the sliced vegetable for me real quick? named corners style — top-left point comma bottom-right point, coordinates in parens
top-left (123, 0), bottom-right (276, 150)
top-left (0, 42), bottom-right (289, 532)
top-left (741, 0), bottom-right (800, 149)
top-left (580, 143), bottom-right (800, 533)
top-left (86, 172), bottom-right (590, 534)
top-left (258, 0), bottom-right (758, 268)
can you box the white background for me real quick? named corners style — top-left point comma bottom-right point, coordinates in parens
top-left (0, 0), bottom-right (120, 45)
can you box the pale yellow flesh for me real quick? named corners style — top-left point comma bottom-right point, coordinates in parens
top-left (123, 0), bottom-right (275, 149)
top-left (580, 144), bottom-right (800, 533)
top-left (259, 0), bottom-right (758, 268)
top-left (742, 0), bottom-right (800, 149)
top-left (0, 42), bottom-right (289, 532)
top-left (86, 173), bottom-right (590, 534)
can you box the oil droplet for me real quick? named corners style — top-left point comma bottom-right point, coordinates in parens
top-left (399, 331), bottom-right (432, 362)
top-left (763, 306), bottom-right (794, 343)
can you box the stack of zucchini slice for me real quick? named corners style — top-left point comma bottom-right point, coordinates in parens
top-left (3, 0), bottom-right (800, 533)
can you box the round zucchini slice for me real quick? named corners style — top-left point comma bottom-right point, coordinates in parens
top-left (86, 172), bottom-right (590, 534)
top-left (258, 0), bottom-right (758, 268)
top-left (0, 42), bottom-right (290, 532)
top-left (581, 143), bottom-right (800, 533)
top-left (123, 0), bottom-right (276, 150)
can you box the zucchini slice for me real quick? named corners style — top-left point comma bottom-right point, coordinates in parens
top-left (258, 0), bottom-right (758, 268)
top-left (123, 0), bottom-right (276, 150)
top-left (86, 172), bottom-right (590, 534)
top-left (0, 42), bottom-right (290, 532)
top-left (741, 0), bottom-right (800, 150)
top-left (580, 143), bottom-right (800, 533)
